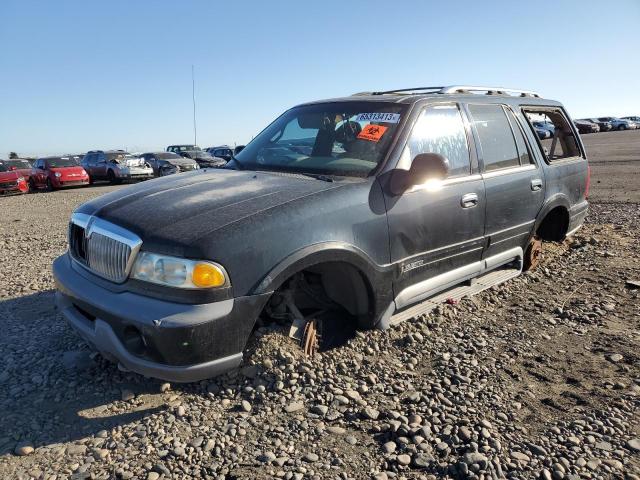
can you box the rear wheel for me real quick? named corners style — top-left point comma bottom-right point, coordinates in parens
top-left (46, 178), bottom-right (54, 192)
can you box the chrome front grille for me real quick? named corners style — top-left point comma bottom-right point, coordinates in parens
top-left (68, 213), bottom-right (142, 283)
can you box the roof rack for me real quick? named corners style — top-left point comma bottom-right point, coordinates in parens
top-left (356, 85), bottom-right (540, 98)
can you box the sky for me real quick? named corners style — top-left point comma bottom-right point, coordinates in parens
top-left (1, 0), bottom-right (639, 158)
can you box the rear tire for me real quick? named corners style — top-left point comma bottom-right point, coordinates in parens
top-left (46, 178), bottom-right (54, 192)
top-left (107, 170), bottom-right (117, 184)
top-left (28, 178), bottom-right (37, 193)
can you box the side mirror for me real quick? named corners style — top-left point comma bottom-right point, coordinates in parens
top-left (390, 153), bottom-right (449, 195)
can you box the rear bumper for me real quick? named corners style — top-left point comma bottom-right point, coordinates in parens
top-left (53, 253), bottom-right (270, 382)
top-left (567, 200), bottom-right (589, 236)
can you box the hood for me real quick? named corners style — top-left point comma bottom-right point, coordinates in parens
top-left (166, 158), bottom-right (197, 167)
top-left (77, 168), bottom-right (345, 252)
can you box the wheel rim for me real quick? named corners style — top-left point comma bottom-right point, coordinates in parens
top-left (524, 237), bottom-right (542, 271)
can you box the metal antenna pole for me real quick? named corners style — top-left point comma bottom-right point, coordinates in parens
top-left (192, 65), bottom-right (197, 146)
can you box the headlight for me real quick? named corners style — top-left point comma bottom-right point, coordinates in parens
top-left (54, 172), bottom-right (62, 177)
top-left (131, 252), bottom-right (228, 289)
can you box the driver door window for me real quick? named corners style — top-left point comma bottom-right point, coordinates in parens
top-left (399, 104), bottom-right (471, 178)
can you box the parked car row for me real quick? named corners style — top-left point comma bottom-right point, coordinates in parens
top-left (572, 116), bottom-right (639, 134)
top-left (0, 145), bottom-right (238, 195)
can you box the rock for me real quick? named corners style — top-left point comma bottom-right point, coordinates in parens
top-left (382, 441), bottom-right (396, 454)
top-left (172, 446), bottom-right (186, 457)
top-left (326, 426), bottom-right (346, 435)
top-left (528, 443), bottom-right (548, 456)
top-left (241, 400), bottom-right (252, 412)
top-left (147, 473), bottom-right (160, 480)
top-left (458, 426), bottom-right (472, 442)
top-left (462, 452), bottom-right (488, 468)
top-left (607, 353), bottom-right (623, 363)
top-left (362, 407), bottom-right (380, 420)
top-left (396, 454), bottom-right (411, 466)
top-left (159, 383), bottom-right (171, 392)
top-left (258, 451), bottom-right (277, 463)
top-left (66, 444), bottom-right (88, 455)
top-left (176, 405), bottom-right (186, 417)
top-left (627, 438), bottom-right (640, 452)
top-left (121, 389), bottom-right (135, 401)
top-left (511, 451), bottom-right (530, 463)
top-left (412, 452), bottom-right (434, 468)
top-left (311, 404), bottom-right (329, 416)
top-left (284, 401), bottom-right (304, 413)
top-left (302, 452), bottom-right (319, 463)
top-left (14, 443), bottom-right (34, 456)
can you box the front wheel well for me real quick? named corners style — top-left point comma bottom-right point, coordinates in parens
top-left (536, 206), bottom-right (569, 242)
top-left (263, 261), bottom-right (374, 329)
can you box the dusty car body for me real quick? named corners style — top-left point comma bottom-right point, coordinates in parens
top-left (141, 152), bottom-right (200, 176)
top-left (82, 150), bottom-right (154, 184)
top-left (54, 85), bottom-right (589, 382)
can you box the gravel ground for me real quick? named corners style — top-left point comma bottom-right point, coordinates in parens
top-left (0, 135), bottom-right (639, 480)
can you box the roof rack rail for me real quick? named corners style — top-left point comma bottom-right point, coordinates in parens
top-left (439, 85), bottom-right (540, 97)
top-left (354, 85), bottom-right (540, 98)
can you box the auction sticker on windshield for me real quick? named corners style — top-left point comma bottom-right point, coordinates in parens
top-left (358, 124), bottom-right (388, 142)
top-left (355, 113), bottom-right (400, 123)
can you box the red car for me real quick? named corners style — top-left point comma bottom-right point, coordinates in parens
top-left (0, 162), bottom-right (29, 195)
top-left (2, 158), bottom-right (33, 183)
top-left (30, 156), bottom-right (90, 191)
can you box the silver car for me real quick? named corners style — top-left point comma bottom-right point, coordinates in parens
top-left (141, 152), bottom-right (200, 177)
top-left (82, 150), bottom-right (154, 184)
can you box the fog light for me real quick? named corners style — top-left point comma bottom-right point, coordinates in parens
top-left (192, 263), bottom-right (225, 288)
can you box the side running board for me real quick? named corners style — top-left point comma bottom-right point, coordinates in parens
top-left (389, 265), bottom-right (521, 326)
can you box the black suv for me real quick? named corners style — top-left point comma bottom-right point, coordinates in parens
top-left (54, 86), bottom-right (589, 382)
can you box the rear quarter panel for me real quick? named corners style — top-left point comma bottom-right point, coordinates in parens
top-left (517, 106), bottom-right (589, 234)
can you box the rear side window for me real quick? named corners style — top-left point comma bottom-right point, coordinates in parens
top-left (468, 104), bottom-right (519, 172)
top-left (400, 104), bottom-right (471, 178)
top-left (523, 108), bottom-right (582, 161)
top-left (504, 109), bottom-right (534, 166)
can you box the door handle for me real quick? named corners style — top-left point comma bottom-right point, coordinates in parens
top-left (531, 179), bottom-right (543, 191)
top-left (461, 193), bottom-right (479, 208)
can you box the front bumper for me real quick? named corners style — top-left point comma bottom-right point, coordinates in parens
top-left (0, 181), bottom-right (28, 194)
top-left (54, 178), bottom-right (90, 188)
top-left (53, 253), bottom-right (270, 382)
top-left (116, 168), bottom-right (154, 180)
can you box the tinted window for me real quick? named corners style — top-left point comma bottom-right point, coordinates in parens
top-left (401, 104), bottom-right (471, 177)
top-left (469, 104), bottom-right (520, 172)
top-left (0, 163), bottom-right (7, 172)
top-left (505, 109), bottom-right (533, 166)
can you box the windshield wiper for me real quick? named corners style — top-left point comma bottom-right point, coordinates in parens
top-left (296, 172), bottom-right (334, 182)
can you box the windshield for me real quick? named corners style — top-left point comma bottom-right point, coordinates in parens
top-left (234, 102), bottom-right (407, 177)
top-left (174, 145), bottom-right (200, 152)
top-left (5, 159), bottom-right (31, 169)
top-left (47, 157), bottom-right (78, 168)
top-left (156, 152), bottom-right (182, 159)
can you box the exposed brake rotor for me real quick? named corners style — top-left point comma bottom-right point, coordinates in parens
top-left (301, 318), bottom-right (321, 357)
top-left (524, 236), bottom-right (543, 271)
